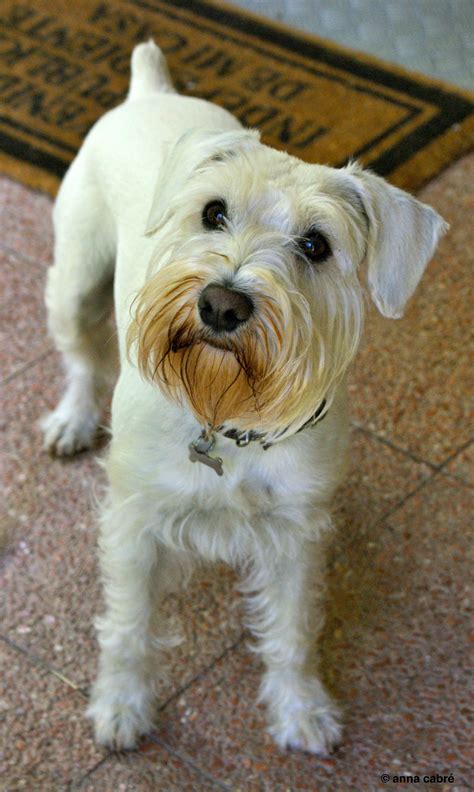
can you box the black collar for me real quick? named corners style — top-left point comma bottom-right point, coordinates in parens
top-left (188, 400), bottom-right (328, 476)
top-left (221, 398), bottom-right (327, 450)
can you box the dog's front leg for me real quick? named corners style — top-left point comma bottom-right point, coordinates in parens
top-left (242, 531), bottom-right (341, 755)
top-left (87, 494), bottom-right (180, 749)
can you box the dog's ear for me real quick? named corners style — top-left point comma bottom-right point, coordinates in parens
top-left (346, 164), bottom-right (448, 318)
top-left (145, 127), bottom-right (260, 236)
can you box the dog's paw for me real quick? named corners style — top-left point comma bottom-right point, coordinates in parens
top-left (87, 694), bottom-right (153, 750)
top-left (270, 701), bottom-right (342, 755)
top-left (41, 404), bottom-right (99, 456)
top-left (264, 676), bottom-right (342, 756)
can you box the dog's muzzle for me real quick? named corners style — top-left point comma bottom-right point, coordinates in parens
top-left (198, 284), bottom-right (253, 333)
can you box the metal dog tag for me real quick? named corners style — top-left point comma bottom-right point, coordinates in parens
top-left (189, 434), bottom-right (224, 476)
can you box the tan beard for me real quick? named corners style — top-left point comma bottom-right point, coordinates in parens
top-left (127, 262), bottom-right (362, 437)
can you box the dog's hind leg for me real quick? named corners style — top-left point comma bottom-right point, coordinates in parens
top-left (42, 40), bottom-right (173, 456)
top-left (41, 158), bottom-right (117, 455)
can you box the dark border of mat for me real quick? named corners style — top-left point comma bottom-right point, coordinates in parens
top-left (167, 0), bottom-right (473, 176)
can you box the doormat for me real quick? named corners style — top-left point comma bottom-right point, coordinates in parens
top-left (1, 0), bottom-right (473, 196)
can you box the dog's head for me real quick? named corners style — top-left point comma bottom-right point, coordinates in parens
top-left (127, 128), bottom-right (447, 441)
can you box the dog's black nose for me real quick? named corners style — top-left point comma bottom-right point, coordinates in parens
top-left (198, 285), bottom-right (253, 333)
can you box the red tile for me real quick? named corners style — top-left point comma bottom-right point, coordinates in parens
top-left (2, 354), bottom-right (243, 692)
top-left (0, 248), bottom-right (51, 381)
top-left (349, 154), bottom-right (473, 465)
top-left (0, 640), bottom-right (104, 790)
top-left (0, 175), bottom-right (54, 266)
top-left (443, 442), bottom-right (474, 487)
top-left (75, 748), bottom-right (222, 791)
top-left (2, 355), bottom-right (431, 692)
top-left (150, 477), bottom-right (473, 790)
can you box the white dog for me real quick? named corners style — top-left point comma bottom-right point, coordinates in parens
top-left (42, 41), bottom-right (447, 754)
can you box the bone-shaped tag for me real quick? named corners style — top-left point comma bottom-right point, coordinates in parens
top-left (189, 441), bottom-right (224, 476)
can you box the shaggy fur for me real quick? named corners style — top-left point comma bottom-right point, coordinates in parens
top-left (41, 41), bottom-right (447, 753)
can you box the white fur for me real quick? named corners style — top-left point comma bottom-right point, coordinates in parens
top-left (42, 41), bottom-right (447, 753)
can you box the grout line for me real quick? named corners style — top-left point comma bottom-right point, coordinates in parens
top-left (156, 632), bottom-right (245, 714)
top-left (436, 468), bottom-right (474, 490)
top-left (351, 422), bottom-right (440, 470)
top-left (71, 636), bottom-right (245, 791)
top-left (0, 633), bottom-right (85, 694)
top-left (78, 632), bottom-right (246, 708)
top-left (0, 241), bottom-right (52, 270)
top-left (68, 755), bottom-right (110, 792)
top-left (334, 464), bottom-right (441, 556)
top-left (73, 740), bottom-right (232, 792)
top-left (371, 472), bottom-right (438, 531)
top-left (341, 423), bottom-right (443, 539)
top-left (353, 422), bottom-right (473, 489)
top-left (149, 736), bottom-right (234, 791)
top-left (1, 348), bottom-right (54, 386)
top-left (435, 436), bottom-right (473, 475)
top-left (147, 635), bottom-right (247, 790)
top-left (367, 456), bottom-right (474, 537)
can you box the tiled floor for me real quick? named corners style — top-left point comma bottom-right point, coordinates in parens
top-left (1, 152), bottom-right (472, 790)
top-left (1, 0), bottom-right (473, 749)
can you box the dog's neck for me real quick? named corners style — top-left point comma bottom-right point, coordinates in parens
top-left (221, 398), bottom-right (328, 450)
top-left (188, 400), bottom-right (328, 476)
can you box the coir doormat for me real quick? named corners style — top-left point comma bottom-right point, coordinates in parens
top-left (1, 0), bottom-right (473, 196)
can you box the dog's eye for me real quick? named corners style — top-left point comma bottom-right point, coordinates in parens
top-left (299, 231), bottom-right (331, 264)
top-left (202, 200), bottom-right (227, 230)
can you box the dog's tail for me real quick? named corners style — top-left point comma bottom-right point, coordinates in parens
top-left (127, 40), bottom-right (176, 101)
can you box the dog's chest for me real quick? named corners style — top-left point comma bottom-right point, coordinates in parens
top-left (149, 443), bottom-right (314, 561)
top-left (143, 424), bottom-right (326, 557)
top-left (110, 377), bottom-right (345, 559)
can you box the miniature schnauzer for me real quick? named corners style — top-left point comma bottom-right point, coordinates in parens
top-left (42, 41), bottom-right (447, 753)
